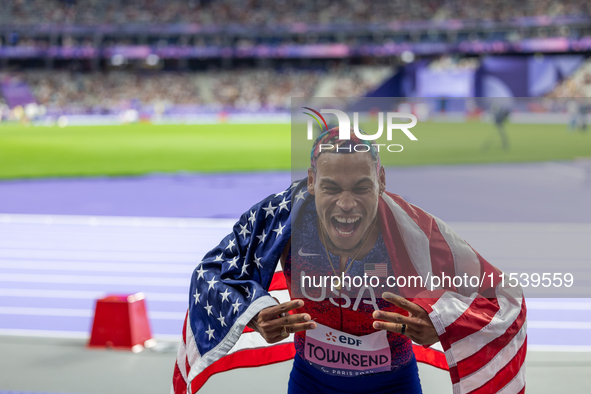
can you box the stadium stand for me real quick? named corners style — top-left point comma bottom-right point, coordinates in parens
top-left (9, 66), bottom-right (392, 110)
top-left (25, 71), bottom-right (204, 109)
top-left (0, 0), bottom-right (589, 122)
top-left (1, 0), bottom-right (589, 25)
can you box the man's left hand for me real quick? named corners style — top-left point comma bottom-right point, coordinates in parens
top-left (372, 292), bottom-right (439, 346)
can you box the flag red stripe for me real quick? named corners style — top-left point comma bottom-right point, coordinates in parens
top-left (427, 219), bottom-right (457, 291)
top-left (443, 297), bottom-right (501, 346)
top-left (453, 300), bottom-right (527, 378)
top-left (172, 361), bottom-right (188, 394)
top-left (475, 253), bottom-right (504, 293)
top-left (412, 345), bottom-right (449, 371)
top-left (181, 312), bottom-right (191, 381)
top-left (182, 311), bottom-right (188, 345)
top-left (189, 343), bottom-right (296, 393)
top-left (269, 272), bottom-right (287, 291)
top-left (466, 337), bottom-right (527, 394)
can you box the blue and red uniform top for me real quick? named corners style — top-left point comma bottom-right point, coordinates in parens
top-left (284, 200), bottom-right (415, 372)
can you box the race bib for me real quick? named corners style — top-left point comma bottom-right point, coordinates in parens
top-left (304, 323), bottom-right (391, 377)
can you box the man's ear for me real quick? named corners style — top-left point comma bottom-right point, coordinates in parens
top-left (307, 168), bottom-right (315, 195)
top-left (379, 166), bottom-right (386, 194)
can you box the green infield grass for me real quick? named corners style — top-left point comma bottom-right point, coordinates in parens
top-left (0, 121), bottom-right (589, 179)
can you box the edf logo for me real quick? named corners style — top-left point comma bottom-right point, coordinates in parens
top-left (303, 107), bottom-right (418, 142)
top-left (338, 334), bottom-right (362, 347)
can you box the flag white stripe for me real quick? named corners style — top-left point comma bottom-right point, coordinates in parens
top-left (228, 330), bottom-right (294, 355)
top-left (176, 341), bottom-right (189, 383)
top-left (382, 195), bottom-right (433, 284)
top-left (270, 289), bottom-right (290, 303)
top-left (185, 314), bottom-right (201, 367)
top-left (429, 292), bottom-right (475, 332)
top-left (433, 216), bottom-right (481, 296)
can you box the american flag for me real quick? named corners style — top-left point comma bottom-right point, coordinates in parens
top-left (172, 181), bottom-right (526, 394)
top-left (171, 181), bottom-right (299, 394)
top-left (364, 263), bottom-right (388, 277)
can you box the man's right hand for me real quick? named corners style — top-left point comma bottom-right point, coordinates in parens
top-left (247, 300), bottom-right (316, 344)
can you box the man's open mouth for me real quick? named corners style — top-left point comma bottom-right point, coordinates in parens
top-left (331, 216), bottom-right (362, 236)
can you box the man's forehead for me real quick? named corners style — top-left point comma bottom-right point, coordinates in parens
top-left (316, 151), bottom-right (375, 167)
top-left (314, 152), bottom-right (378, 180)
top-left (317, 175), bottom-right (376, 187)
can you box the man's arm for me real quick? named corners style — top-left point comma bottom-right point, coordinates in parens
top-left (247, 239), bottom-right (317, 342)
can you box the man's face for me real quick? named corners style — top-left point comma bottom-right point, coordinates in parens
top-left (307, 152), bottom-right (385, 251)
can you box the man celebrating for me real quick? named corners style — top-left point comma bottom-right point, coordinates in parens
top-left (172, 128), bottom-right (527, 394)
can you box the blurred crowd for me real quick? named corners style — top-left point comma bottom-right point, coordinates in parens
top-left (208, 66), bottom-right (390, 109)
top-left (13, 66), bottom-right (391, 110)
top-left (2, 0), bottom-right (589, 26)
top-left (433, 0), bottom-right (588, 21)
top-left (25, 71), bottom-right (203, 109)
top-left (208, 69), bottom-right (319, 110)
top-left (323, 66), bottom-right (392, 97)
